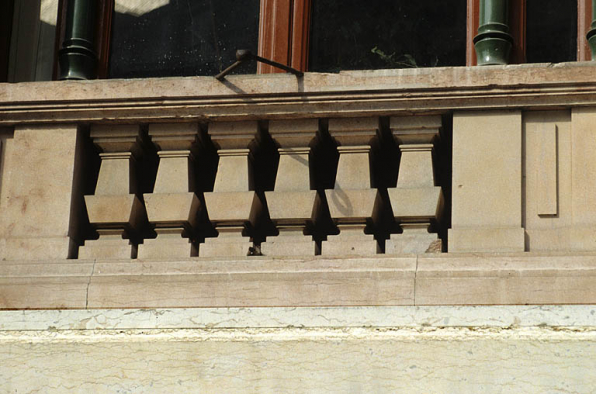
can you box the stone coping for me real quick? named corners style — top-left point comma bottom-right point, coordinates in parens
top-left (1, 253), bottom-right (596, 309)
top-left (1, 62), bottom-right (596, 124)
top-left (1, 305), bottom-right (595, 331)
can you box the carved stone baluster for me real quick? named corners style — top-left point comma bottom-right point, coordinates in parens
top-left (137, 123), bottom-right (201, 259)
top-left (385, 116), bottom-right (444, 254)
top-left (201, 121), bottom-right (263, 257)
top-left (261, 119), bottom-right (319, 256)
top-left (322, 118), bottom-right (382, 256)
top-left (79, 125), bottom-right (147, 259)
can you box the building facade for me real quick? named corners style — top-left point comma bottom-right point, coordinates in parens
top-left (1, 1), bottom-right (596, 392)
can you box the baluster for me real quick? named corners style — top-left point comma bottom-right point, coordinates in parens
top-left (261, 119), bottom-right (319, 256)
top-left (386, 116), bottom-right (444, 254)
top-left (80, 125), bottom-right (147, 259)
top-left (201, 121), bottom-right (263, 257)
top-left (322, 117), bottom-right (382, 256)
top-left (137, 123), bottom-right (201, 259)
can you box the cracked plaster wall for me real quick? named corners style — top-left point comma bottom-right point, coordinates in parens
top-left (1, 306), bottom-right (595, 393)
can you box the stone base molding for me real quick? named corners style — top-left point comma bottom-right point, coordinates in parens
top-left (2, 253), bottom-right (596, 309)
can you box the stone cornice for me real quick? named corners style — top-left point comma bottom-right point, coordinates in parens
top-left (1, 62), bottom-right (596, 125)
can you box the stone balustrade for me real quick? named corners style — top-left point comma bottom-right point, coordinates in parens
top-left (3, 64), bottom-right (596, 308)
top-left (69, 115), bottom-right (446, 259)
top-left (2, 63), bottom-right (596, 261)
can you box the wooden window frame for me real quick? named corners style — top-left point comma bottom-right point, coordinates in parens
top-left (258, 0), bottom-right (312, 73)
top-left (578, 0), bottom-right (593, 61)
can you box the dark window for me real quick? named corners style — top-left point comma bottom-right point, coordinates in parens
top-left (526, 0), bottom-right (578, 63)
top-left (309, 0), bottom-right (467, 72)
top-left (108, 0), bottom-right (260, 79)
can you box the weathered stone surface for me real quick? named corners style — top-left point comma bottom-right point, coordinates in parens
top-left (203, 191), bottom-right (261, 223)
top-left (450, 111), bottom-right (524, 252)
top-left (1, 306), bottom-right (596, 393)
top-left (0, 125), bottom-right (82, 260)
top-left (266, 191), bottom-right (317, 221)
top-left (1, 253), bottom-right (596, 308)
top-left (138, 236), bottom-right (197, 260)
top-left (85, 195), bottom-right (144, 228)
top-left (78, 237), bottom-right (137, 260)
top-left (386, 227), bottom-right (441, 254)
top-left (325, 189), bottom-right (380, 221)
top-left (143, 193), bottom-right (200, 226)
top-left (260, 237), bottom-right (317, 256)
top-left (388, 187), bottom-right (443, 219)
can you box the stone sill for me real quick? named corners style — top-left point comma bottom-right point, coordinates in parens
top-left (1, 252), bottom-right (596, 309)
top-left (2, 62), bottom-right (596, 124)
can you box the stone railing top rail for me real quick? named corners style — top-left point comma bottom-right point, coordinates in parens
top-left (1, 62), bottom-right (596, 124)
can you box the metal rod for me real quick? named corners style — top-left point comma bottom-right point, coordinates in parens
top-left (59, 0), bottom-right (98, 80)
top-left (215, 50), bottom-right (303, 80)
top-left (215, 60), bottom-right (245, 80)
top-left (474, 0), bottom-right (513, 65)
top-left (252, 54), bottom-right (304, 77)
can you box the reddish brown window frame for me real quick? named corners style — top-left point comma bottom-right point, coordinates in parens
top-left (258, 0), bottom-right (312, 73)
top-left (578, 0), bottom-right (593, 60)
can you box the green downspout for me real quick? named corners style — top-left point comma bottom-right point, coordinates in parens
top-left (474, 0), bottom-right (513, 65)
top-left (58, 0), bottom-right (98, 80)
top-left (587, 0), bottom-right (596, 60)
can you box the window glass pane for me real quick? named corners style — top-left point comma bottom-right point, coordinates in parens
top-left (109, 0), bottom-right (259, 79)
top-left (309, 0), bottom-right (466, 72)
top-left (526, 0), bottom-right (577, 63)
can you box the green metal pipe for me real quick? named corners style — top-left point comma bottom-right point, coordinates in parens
top-left (58, 0), bottom-right (98, 80)
top-left (474, 0), bottom-right (513, 65)
top-left (587, 0), bottom-right (596, 60)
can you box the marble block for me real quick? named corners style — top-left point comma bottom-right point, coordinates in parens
top-left (0, 125), bottom-right (82, 260)
top-left (143, 193), bottom-right (200, 227)
top-left (200, 235), bottom-right (253, 257)
top-left (137, 235), bottom-right (198, 259)
top-left (79, 235), bottom-right (137, 260)
top-left (450, 111), bottom-right (523, 252)
top-left (260, 235), bottom-right (317, 256)
top-left (388, 187), bottom-right (443, 219)
top-left (448, 227), bottom-right (525, 253)
top-left (325, 189), bottom-right (380, 221)
top-left (203, 191), bottom-right (261, 223)
top-left (266, 190), bottom-right (318, 220)
top-left (322, 231), bottom-right (379, 256)
top-left (2, 237), bottom-right (77, 261)
top-left (262, 190), bottom-right (319, 256)
top-left (85, 194), bottom-right (145, 229)
top-left (386, 230), bottom-right (441, 254)
top-left (201, 191), bottom-right (262, 257)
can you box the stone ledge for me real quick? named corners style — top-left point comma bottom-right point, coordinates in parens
top-left (2, 62), bottom-right (596, 124)
top-left (1, 253), bottom-right (596, 309)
